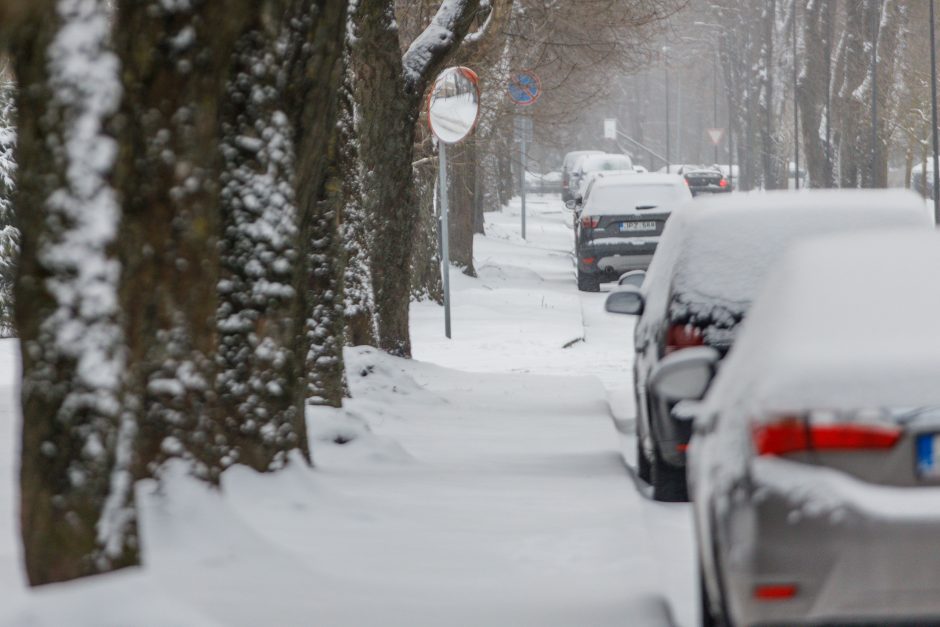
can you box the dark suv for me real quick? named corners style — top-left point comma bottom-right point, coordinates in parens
top-left (575, 173), bottom-right (690, 291)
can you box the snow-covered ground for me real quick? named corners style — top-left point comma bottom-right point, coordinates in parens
top-left (0, 195), bottom-right (695, 626)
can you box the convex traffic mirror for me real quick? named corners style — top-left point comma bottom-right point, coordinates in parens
top-left (428, 66), bottom-right (480, 144)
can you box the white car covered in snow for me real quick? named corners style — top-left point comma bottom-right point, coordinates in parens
top-left (605, 190), bottom-right (934, 501)
top-left (653, 230), bottom-right (940, 626)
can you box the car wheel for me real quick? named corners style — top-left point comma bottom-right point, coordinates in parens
top-left (650, 444), bottom-right (688, 502)
top-left (636, 435), bottom-right (651, 483)
top-left (577, 270), bottom-right (600, 292)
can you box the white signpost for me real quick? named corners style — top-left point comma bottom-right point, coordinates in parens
top-left (604, 118), bottom-right (617, 140)
top-left (428, 66), bottom-right (481, 339)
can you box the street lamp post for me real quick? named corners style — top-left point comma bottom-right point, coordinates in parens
top-left (664, 46), bottom-right (671, 173)
top-left (792, 1), bottom-right (800, 190)
top-left (870, 0), bottom-right (880, 188)
top-left (714, 50), bottom-right (719, 164)
top-left (931, 0), bottom-right (940, 221)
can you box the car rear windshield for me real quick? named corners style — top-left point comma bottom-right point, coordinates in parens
top-left (584, 183), bottom-right (687, 216)
top-left (581, 155), bottom-right (631, 172)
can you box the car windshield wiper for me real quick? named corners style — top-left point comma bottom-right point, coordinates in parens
top-left (636, 205), bottom-right (658, 211)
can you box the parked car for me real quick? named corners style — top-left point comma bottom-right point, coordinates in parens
top-left (562, 150), bottom-right (603, 202)
top-left (524, 170), bottom-right (562, 194)
top-left (575, 173), bottom-right (690, 292)
top-left (658, 164), bottom-right (729, 196)
top-left (653, 229), bottom-right (940, 627)
top-left (604, 190), bottom-right (934, 501)
top-left (570, 153), bottom-right (634, 200)
top-left (911, 158), bottom-right (938, 198)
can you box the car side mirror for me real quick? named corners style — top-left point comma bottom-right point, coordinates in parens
top-left (565, 199), bottom-right (577, 211)
top-left (618, 270), bottom-right (646, 289)
top-left (604, 287), bottom-right (644, 316)
top-left (650, 346), bottom-right (720, 401)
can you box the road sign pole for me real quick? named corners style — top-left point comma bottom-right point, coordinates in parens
top-left (520, 134), bottom-right (527, 240)
top-left (439, 142), bottom-right (452, 338)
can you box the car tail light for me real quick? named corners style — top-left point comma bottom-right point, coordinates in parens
top-left (754, 584), bottom-right (798, 600)
top-left (580, 216), bottom-right (599, 228)
top-left (719, 178), bottom-right (728, 188)
top-left (581, 256), bottom-right (595, 265)
top-left (752, 416), bottom-right (901, 456)
top-left (665, 323), bottom-right (704, 354)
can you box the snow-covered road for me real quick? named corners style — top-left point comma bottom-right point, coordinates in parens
top-left (0, 195), bottom-right (696, 626)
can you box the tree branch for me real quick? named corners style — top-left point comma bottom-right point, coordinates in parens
top-left (401, 0), bottom-right (481, 94)
top-left (459, 0), bottom-right (512, 62)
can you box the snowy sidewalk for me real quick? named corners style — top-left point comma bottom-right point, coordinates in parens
top-left (0, 196), bottom-right (695, 627)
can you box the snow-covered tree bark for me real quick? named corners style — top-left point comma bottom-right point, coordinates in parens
top-left (113, 0), bottom-right (253, 481)
top-left (11, 0), bottom-right (138, 584)
top-left (0, 75), bottom-right (16, 338)
top-left (216, 10), bottom-right (309, 470)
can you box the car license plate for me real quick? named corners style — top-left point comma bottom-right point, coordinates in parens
top-left (620, 221), bottom-right (657, 232)
top-left (916, 433), bottom-right (940, 479)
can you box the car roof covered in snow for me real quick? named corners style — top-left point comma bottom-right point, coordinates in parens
top-left (582, 173), bottom-right (691, 216)
top-left (638, 189), bottom-right (934, 335)
top-left (577, 153), bottom-right (633, 172)
top-left (709, 229), bottom-right (940, 413)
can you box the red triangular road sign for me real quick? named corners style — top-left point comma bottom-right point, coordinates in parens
top-left (706, 128), bottom-right (725, 146)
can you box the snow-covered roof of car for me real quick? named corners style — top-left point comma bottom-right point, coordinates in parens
top-left (640, 190), bottom-right (934, 332)
top-left (563, 150), bottom-right (603, 169)
top-left (709, 229), bottom-right (940, 414)
top-left (582, 173), bottom-right (691, 216)
top-left (577, 153), bottom-right (633, 173)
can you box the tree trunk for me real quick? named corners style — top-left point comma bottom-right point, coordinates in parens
top-left (114, 0), bottom-right (255, 482)
top-left (799, 0), bottom-right (832, 188)
top-left (288, 0), bottom-right (350, 411)
top-left (351, 0), bottom-right (480, 357)
top-left (447, 137), bottom-right (477, 277)
top-left (0, 76), bottom-right (15, 338)
top-left (410, 142), bottom-right (444, 302)
top-left (13, 0), bottom-right (138, 584)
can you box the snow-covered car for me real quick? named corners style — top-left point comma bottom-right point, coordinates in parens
top-left (524, 170), bottom-right (562, 194)
top-left (562, 150), bottom-right (603, 201)
top-left (658, 164), bottom-right (728, 196)
top-left (604, 190), bottom-right (934, 501)
top-left (576, 173), bottom-right (690, 292)
top-left (653, 230), bottom-right (940, 627)
top-left (569, 153), bottom-right (634, 201)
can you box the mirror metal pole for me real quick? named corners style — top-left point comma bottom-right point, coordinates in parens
top-left (520, 133), bottom-right (527, 240)
top-left (439, 142), bottom-right (452, 338)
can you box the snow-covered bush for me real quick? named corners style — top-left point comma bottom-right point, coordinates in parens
top-left (0, 77), bottom-right (17, 338)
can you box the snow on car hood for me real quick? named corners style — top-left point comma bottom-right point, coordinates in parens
top-left (707, 229), bottom-right (940, 416)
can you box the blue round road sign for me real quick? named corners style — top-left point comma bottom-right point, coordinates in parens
top-left (508, 71), bottom-right (541, 106)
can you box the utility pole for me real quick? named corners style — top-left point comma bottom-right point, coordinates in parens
top-left (664, 47), bottom-right (671, 172)
top-left (870, 0), bottom-right (880, 188)
top-left (792, 0), bottom-right (800, 190)
top-left (931, 0), bottom-right (940, 221)
top-left (825, 0), bottom-right (833, 186)
top-left (714, 49), bottom-right (719, 164)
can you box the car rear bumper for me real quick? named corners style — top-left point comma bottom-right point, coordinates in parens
top-left (722, 457), bottom-right (940, 627)
top-left (578, 241), bottom-right (658, 274)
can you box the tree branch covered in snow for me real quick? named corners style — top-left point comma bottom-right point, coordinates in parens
top-left (401, 0), bottom-right (481, 92)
